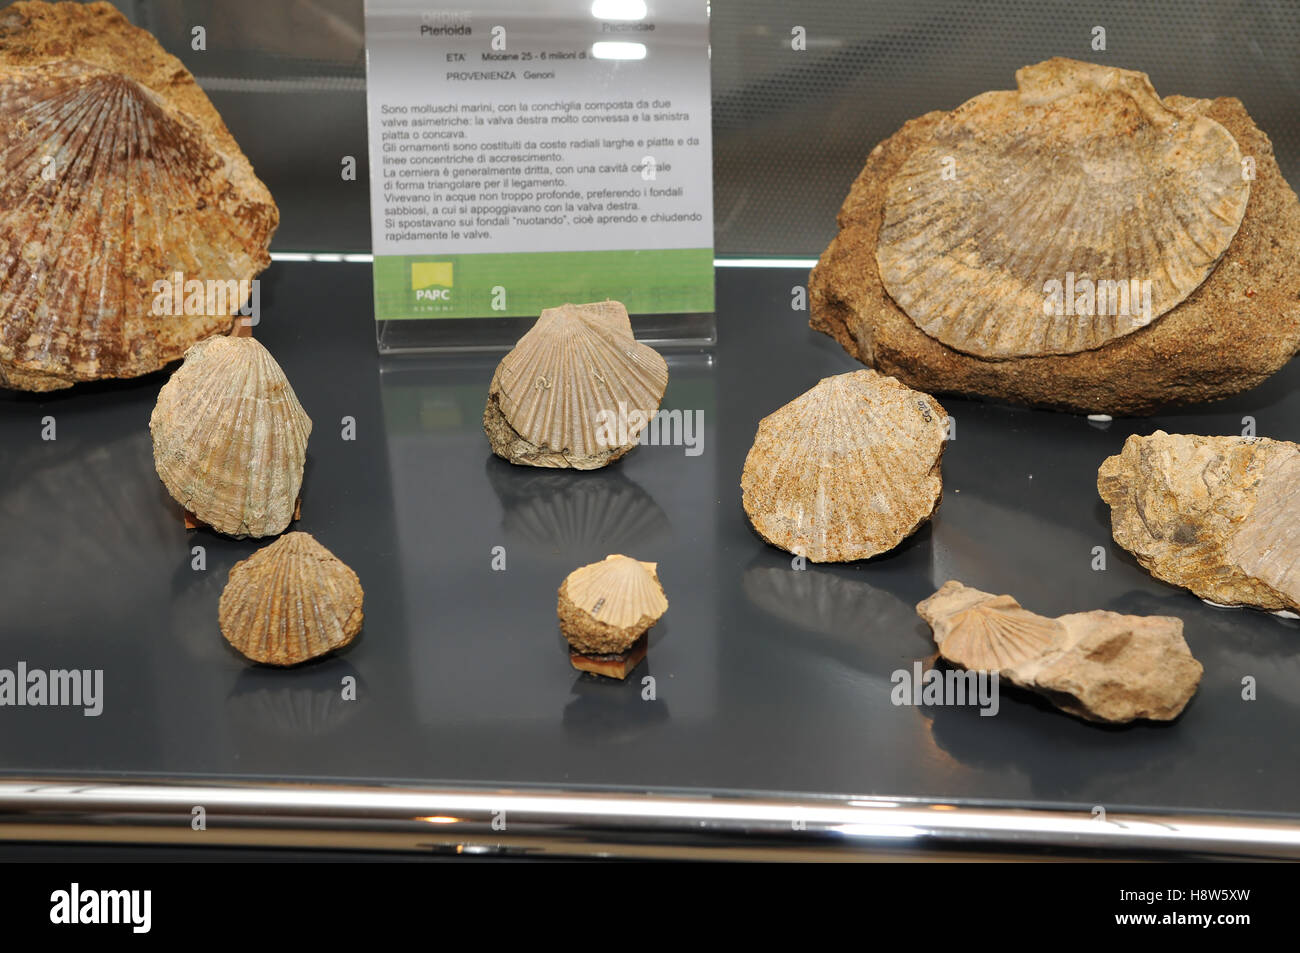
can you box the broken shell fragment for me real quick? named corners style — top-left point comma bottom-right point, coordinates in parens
top-left (877, 59), bottom-right (1249, 359)
top-left (0, 1), bottom-right (278, 391)
top-left (740, 369), bottom-right (948, 563)
top-left (1098, 431), bottom-right (1300, 611)
top-left (558, 555), bottom-right (668, 676)
top-left (150, 336), bottom-right (312, 539)
top-left (484, 300), bottom-right (669, 469)
top-left (918, 581), bottom-right (1202, 724)
top-left (219, 532), bottom-right (364, 667)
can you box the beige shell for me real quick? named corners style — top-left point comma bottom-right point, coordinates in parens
top-left (484, 300), bottom-right (669, 469)
top-left (150, 336), bottom-right (312, 538)
top-left (917, 582), bottom-right (1062, 671)
top-left (557, 554), bottom-right (669, 655)
top-left (1226, 452), bottom-right (1300, 608)
top-left (740, 369), bottom-right (948, 563)
top-left (876, 58), bottom-right (1250, 359)
top-left (0, 3), bottom-right (277, 391)
top-left (218, 532), bottom-right (364, 666)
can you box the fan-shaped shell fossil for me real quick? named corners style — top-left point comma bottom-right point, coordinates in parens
top-left (0, 2), bottom-right (277, 391)
top-left (484, 300), bottom-right (669, 469)
top-left (219, 532), bottom-right (364, 667)
top-left (917, 582), bottom-right (1063, 671)
top-left (150, 336), bottom-right (312, 538)
top-left (740, 369), bottom-right (948, 563)
top-left (876, 58), bottom-right (1250, 359)
top-left (557, 554), bottom-right (668, 655)
top-left (1225, 452), bottom-right (1300, 608)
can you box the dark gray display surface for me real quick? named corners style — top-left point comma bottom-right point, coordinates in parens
top-left (1, 263), bottom-right (1297, 821)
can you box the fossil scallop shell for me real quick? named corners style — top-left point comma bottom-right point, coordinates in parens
top-left (876, 58), bottom-right (1250, 359)
top-left (740, 369), bottom-right (948, 563)
top-left (484, 300), bottom-right (669, 469)
top-left (557, 554), bottom-right (669, 655)
top-left (917, 581), bottom-right (1062, 671)
top-left (1225, 452), bottom-right (1300, 608)
top-left (219, 532), bottom-right (364, 667)
top-left (150, 336), bottom-right (312, 539)
top-left (0, 2), bottom-right (277, 391)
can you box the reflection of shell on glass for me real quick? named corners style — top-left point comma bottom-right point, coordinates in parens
top-left (741, 370), bottom-right (948, 563)
top-left (0, 2), bottom-right (277, 391)
top-left (150, 337), bottom-right (311, 539)
top-left (876, 58), bottom-right (1250, 359)
top-left (918, 582), bottom-right (1062, 671)
top-left (484, 301), bottom-right (669, 469)
top-left (219, 532), bottom-right (364, 667)
top-left (558, 554), bottom-right (668, 654)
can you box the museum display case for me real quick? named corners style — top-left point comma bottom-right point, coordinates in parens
top-left (1, 0), bottom-right (1299, 862)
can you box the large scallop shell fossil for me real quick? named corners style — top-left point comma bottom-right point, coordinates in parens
top-left (0, 1), bottom-right (277, 391)
top-left (875, 58), bottom-right (1250, 359)
top-left (741, 370), bottom-right (948, 563)
top-left (558, 554), bottom-right (668, 656)
top-left (484, 300), bottom-right (669, 469)
top-left (150, 336), bottom-right (311, 539)
top-left (219, 532), bottom-right (364, 667)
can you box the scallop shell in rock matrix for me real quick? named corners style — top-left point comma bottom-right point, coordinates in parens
top-left (0, 2), bottom-right (278, 391)
top-left (150, 337), bottom-right (311, 539)
top-left (740, 370), bottom-right (948, 563)
top-left (484, 300), bottom-right (669, 469)
top-left (1099, 431), bottom-right (1300, 611)
top-left (557, 555), bottom-right (669, 655)
top-left (219, 533), bottom-right (364, 667)
top-left (875, 58), bottom-right (1249, 359)
top-left (917, 581), bottom-right (1063, 671)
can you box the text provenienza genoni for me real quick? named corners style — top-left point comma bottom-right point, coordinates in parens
top-left (0, 662), bottom-right (103, 716)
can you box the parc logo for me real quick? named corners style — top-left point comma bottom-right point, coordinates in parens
top-left (411, 262), bottom-right (453, 303)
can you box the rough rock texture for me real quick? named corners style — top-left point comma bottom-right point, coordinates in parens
top-left (918, 581), bottom-right (1202, 723)
top-left (0, 1), bottom-right (278, 391)
top-left (219, 532), bottom-right (364, 667)
top-left (484, 300), bottom-right (668, 469)
top-left (811, 60), bottom-right (1300, 415)
top-left (741, 369), bottom-right (947, 562)
top-left (557, 554), bottom-right (668, 655)
top-left (1098, 431), bottom-right (1300, 610)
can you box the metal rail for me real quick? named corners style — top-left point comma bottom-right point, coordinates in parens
top-left (1, 779), bottom-right (1297, 860)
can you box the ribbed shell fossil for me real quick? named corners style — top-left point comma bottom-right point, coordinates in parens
top-left (484, 300), bottom-right (669, 469)
top-left (557, 554), bottom-right (669, 655)
top-left (219, 532), bottom-right (364, 667)
top-left (1099, 431), bottom-right (1300, 610)
top-left (741, 369), bottom-right (948, 563)
top-left (150, 336), bottom-right (311, 538)
top-left (917, 583), bottom-right (1063, 671)
top-left (876, 58), bottom-right (1250, 359)
top-left (0, 1), bottom-right (277, 391)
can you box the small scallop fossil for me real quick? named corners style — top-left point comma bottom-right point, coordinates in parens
top-left (484, 300), bottom-right (669, 469)
top-left (740, 369), bottom-right (948, 562)
top-left (150, 336), bottom-right (311, 538)
top-left (0, 2), bottom-right (277, 391)
top-left (558, 555), bottom-right (668, 677)
top-left (876, 58), bottom-right (1250, 359)
top-left (219, 532), bottom-right (364, 666)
